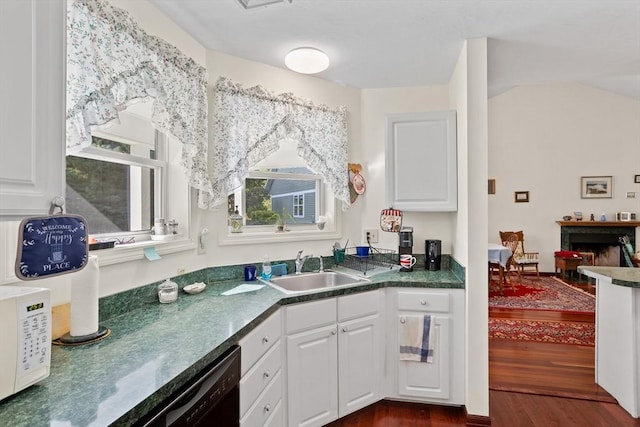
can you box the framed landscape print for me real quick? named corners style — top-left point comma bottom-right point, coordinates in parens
top-left (581, 176), bottom-right (612, 199)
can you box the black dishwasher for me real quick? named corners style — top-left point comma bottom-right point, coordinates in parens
top-left (140, 345), bottom-right (240, 427)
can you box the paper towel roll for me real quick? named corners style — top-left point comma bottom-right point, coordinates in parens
top-left (70, 255), bottom-right (99, 337)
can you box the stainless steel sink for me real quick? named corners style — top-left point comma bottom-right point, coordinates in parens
top-left (260, 270), bottom-right (370, 294)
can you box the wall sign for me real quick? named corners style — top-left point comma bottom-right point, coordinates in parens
top-left (15, 215), bottom-right (89, 280)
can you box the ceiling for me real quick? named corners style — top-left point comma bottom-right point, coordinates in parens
top-left (150, 0), bottom-right (640, 99)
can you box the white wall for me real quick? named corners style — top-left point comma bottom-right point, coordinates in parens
top-left (450, 39), bottom-right (490, 418)
top-left (489, 82), bottom-right (640, 272)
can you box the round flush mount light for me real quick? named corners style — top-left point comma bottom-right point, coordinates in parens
top-left (285, 47), bottom-right (330, 74)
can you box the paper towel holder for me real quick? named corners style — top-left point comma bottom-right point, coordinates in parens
top-left (53, 255), bottom-right (110, 346)
top-left (56, 326), bottom-right (110, 345)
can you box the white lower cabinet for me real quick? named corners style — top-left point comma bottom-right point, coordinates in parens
top-left (387, 288), bottom-right (465, 404)
top-left (286, 290), bottom-right (384, 427)
top-left (239, 310), bottom-right (283, 427)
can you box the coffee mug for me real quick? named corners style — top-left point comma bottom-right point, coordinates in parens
top-left (400, 254), bottom-right (416, 269)
top-left (356, 246), bottom-right (370, 257)
top-left (244, 265), bottom-right (257, 281)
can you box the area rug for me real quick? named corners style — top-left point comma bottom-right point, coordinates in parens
top-left (488, 276), bottom-right (595, 313)
top-left (489, 318), bottom-right (595, 346)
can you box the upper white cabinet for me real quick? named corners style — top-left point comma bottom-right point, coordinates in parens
top-left (385, 111), bottom-right (457, 211)
top-left (0, 0), bottom-right (65, 218)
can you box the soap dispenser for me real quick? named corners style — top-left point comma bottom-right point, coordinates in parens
top-left (261, 255), bottom-right (272, 280)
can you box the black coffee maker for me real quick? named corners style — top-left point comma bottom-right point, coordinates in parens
top-left (398, 226), bottom-right (414, 272)
top-left (425, 239), bottom-right (442, 271)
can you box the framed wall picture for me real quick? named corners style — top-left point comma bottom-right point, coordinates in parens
top-left (581, 176), bottom-right (612, 199)
top-left (514, 191), bottom-right (529, 203)
top-left (635, 175), bottom-right (640, 183)
top-left (488, 179), bottom-right (496, 195)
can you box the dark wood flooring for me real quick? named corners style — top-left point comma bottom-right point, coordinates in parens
top-left (326, 276), bottom-right (640, 426)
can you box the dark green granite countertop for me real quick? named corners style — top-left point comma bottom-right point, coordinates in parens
top-left (0, 267), bottom-right (464, 427)
top-left (577, 266), bottom-right (640, 288)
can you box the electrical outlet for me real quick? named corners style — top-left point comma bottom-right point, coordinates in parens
top-left (364, 229), bottom-right (378, 243)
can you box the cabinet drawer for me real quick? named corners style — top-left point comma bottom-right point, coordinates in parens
top-left (240, 340), bottom-right (282, 416)
top-left (240, 371), bottom-right (283, 427)
top-left (240, 310), bottom-right (282, 376)
top-left (286, 298), bottom-right (336, 334)
top-left (338, 290), bottom-right (382, 322)
top-left (397, 291), bottom-right (450, 313)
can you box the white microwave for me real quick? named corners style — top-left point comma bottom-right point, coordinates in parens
top-left (0, 286), bottom-right (51, 401)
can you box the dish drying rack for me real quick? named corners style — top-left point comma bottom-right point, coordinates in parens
top-left (341, 246), bottom-right (399, 276)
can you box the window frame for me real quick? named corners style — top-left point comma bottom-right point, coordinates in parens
top-left (66, 131), bottom-right (167, 240)
top-left (219, 169), bottom-right (340, 245)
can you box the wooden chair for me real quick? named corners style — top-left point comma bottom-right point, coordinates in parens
top-left (500, 230), bottom-right (540, 279)
top-left (489, 233), bottom-right (519, 293)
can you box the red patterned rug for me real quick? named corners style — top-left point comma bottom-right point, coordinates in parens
top-left (488, 276), bottom-right (595, 313)
top-left (489, 318), bottom-right (595, 346)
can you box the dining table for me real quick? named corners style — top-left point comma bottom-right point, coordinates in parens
top-left (488, 243), bottom-right (512, 293)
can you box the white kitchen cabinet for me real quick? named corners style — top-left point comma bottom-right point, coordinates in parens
top-left (286, 291), bottom-right (384, 427)
top-left (385, 111), bottom-right (457, 212)
top-left (287, 322), bottom-right (339, 427)
top-left (337, 291), bottom-right (384, 415)
top-left (386, 288), bottom-right (464, 404)
top-left (239, 310), bottom-right (283, 427)
top-left (0, 0), bottom-right (65, 218)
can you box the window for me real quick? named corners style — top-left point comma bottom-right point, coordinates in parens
top-left (293, 194), bottom-right (304, 218)
top-left (66, 133), bottom-right (166, 237)
top-left (228, 167), bottom-right (321, 230)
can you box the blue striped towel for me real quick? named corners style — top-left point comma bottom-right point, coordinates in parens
top-left (399, 315), bottom-right (435, 363)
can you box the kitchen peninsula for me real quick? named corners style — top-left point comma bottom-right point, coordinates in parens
top-left (578, 266), bottom-right (640, 418)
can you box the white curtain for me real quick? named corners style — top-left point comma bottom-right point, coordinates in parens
top-left (66, 0), bottom-right (213, 208)
top-left (211, 77), bottom-right (350, 210)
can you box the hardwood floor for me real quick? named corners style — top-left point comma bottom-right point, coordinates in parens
top-left (326, 278), bottom-right (640, 426)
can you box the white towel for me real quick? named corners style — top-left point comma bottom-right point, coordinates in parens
top-left (399, 315), bottom-right (435, 363)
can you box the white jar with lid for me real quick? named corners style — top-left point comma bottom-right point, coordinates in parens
top-left (158, 278), bottom-right (178, 303)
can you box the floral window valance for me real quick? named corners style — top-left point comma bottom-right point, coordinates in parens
top-left (211, 77), bottom-right (350, 210)
top-left (66, 0), bottom-right (213, 208)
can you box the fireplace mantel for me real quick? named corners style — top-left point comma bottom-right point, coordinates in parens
top-left (556, 221), bottom-right (640, 227)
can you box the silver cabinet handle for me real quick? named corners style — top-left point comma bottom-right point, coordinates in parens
top-left (264, 404), bottom-right (271, 413)
top-left (342, 327), bottom-right (348, 333)
top-left (263, 370), bottom-right (270, 379)
top-left (420, 300), bottom-right (427, 305)
top-left (262, 336), bottom-right (269, 344)
top-left (331, 329), bottom-right (337, 335)
top-left (400, 318), bottom-right (406, 324)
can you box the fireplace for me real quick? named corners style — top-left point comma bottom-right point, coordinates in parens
top-left (559, 223), bottom-right (637, 267)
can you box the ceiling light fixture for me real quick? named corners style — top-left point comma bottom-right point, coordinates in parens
top-left (237, 0), bottom-right (291, 10)
top-left (285, 47), bottom-right (330, 74)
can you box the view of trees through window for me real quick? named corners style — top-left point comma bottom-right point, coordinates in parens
top-left (66, 137), bottom-right (155, 234)
top-left (245, 178), bottom-right (278, 225)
